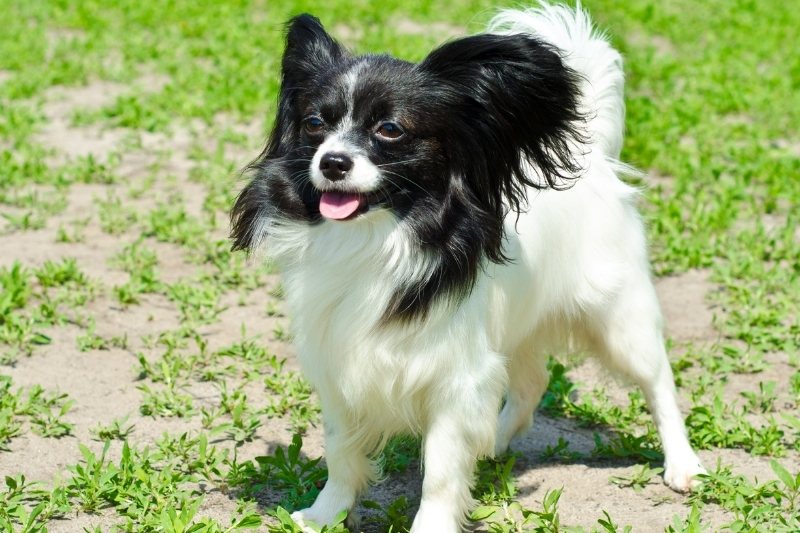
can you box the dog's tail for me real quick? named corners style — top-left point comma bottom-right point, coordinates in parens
top-left (488, 2), bottom-right (625, 159)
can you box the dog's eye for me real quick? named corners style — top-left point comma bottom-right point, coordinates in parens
top-left (375, 122), bottom-right (404, 140)
top-left (304, 116), bottom-right (324, 135)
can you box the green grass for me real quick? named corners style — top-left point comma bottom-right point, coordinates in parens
top-left (0, 0), bottom-right (798, 530)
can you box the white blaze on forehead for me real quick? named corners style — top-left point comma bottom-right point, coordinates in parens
top-left (309, 60), bottom-right (380, 192)
top-left (342, 60), bottom-right (367, 117)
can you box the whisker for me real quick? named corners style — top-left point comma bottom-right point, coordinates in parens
top-left (377, 158), bottom-right (426, 167)
top-left (380, 169), bottom-right (431, 197)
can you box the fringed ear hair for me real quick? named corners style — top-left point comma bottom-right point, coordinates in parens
top-left (231, 15), bottom-right (348, 252)
top-left (282, 15), bottom-right (346, 89)
top-left (420, 33), bottom-right (586, 222)
top-left (255, 15), bottom-right (348, 159)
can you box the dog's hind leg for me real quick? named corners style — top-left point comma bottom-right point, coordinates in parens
top-left (588, 274), bottom-right (706, 492)
top-left (494, 343), bottom-right (549, 456)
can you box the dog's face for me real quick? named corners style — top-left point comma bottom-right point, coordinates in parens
top-left (296, 51), bottom-right (447, 222)
top-left (232, 15), bottom-right (584, 320)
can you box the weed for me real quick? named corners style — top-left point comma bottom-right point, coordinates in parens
top-left (91, 416), bottom-right (135, 441)
top-left (474, 455), bottom-right (518, 506)
top-left (362, 497), bottom-right (411, 533)
top-left (740, 380), bottom-right (778, 413)
top-left (55, 217), bottom-right (90, 243)
top-left (264, 367), bottom-right (320, 433)
top-left (96, 193), bottom-right (137, 234)
top-left (0, 376), bottom-right (75, 447)
top-left (689, 461), bottom-right (800, 531)
top-left (228, 434), bottom-right (327, 510)
top-left (539, 437), bottom-right (582, 462)
top-left (138, 383), bottom-right (194, 418)
top-left (143, 202), bottom-right (206, 248)
top-left (472, 487), bottom-right (565, 532)
top-left (77, 321), bottom-right (128, 352)
top-left (379, 435), bottom-right (420, 474)
top-left (609, 464), bottom-right (665, 493)
top-left (167, 280), bottom-right (226, 325)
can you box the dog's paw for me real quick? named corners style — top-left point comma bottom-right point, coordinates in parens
top-left (290, 510), bottom-right (321, 533)
top-left (290, 508), bottom-right (359, 532)
top-left (664, 456), bottom-right (707, 493)
top-left (410, 502), bottom-right (461, 533)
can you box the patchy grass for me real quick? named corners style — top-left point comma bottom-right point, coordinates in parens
top-left (0, 0), bottom-right (798, 531)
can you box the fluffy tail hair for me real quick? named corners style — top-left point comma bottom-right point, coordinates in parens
top-left (488, 2), bottom-right (625, 159)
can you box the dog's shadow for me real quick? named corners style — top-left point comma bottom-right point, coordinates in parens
top-left (222, 414), bottom-right (656, 532)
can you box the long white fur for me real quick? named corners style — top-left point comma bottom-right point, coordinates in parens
top-left (274, 3), bottom-right (706, 532)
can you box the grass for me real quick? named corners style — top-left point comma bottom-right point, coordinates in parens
top-left (0, 0), bottom-right (798, 530)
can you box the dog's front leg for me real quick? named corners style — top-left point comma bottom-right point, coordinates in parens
top-left (291, 402), bottom-right (372, 531)
top-left (411, 375), bottom-right (503, 533)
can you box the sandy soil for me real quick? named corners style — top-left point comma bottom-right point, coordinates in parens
top-left (2, 77), bottom-right (798, 532)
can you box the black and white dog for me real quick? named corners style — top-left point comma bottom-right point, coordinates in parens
top-left (231, 3), bottom-right (705, 531)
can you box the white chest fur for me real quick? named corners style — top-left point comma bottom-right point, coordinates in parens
top-left (267, 212), bottom-right (506, 438)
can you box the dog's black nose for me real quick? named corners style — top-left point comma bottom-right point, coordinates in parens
top-left (319, 153), bottom-right (353, 181)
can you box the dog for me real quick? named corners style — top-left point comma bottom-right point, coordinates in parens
top-left (231, 3), bottom-right (706, 531)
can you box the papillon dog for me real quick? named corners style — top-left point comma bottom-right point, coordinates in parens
top-left (231, 3), bottom-right (706, 531)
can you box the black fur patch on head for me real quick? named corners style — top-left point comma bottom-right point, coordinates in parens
top-left (231, 16), bottom-right (586, 323)
top-left (382, 33), bottom-right (586, 322)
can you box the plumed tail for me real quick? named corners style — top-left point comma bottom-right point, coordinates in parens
top-left (488, 2), bottom-right (625, 159)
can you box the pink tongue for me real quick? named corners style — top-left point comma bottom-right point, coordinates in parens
top-left (319, 192), bottom-right (363, 220)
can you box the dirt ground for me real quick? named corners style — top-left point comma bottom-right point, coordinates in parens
top-left (1, 77), bottom-right (798, 532)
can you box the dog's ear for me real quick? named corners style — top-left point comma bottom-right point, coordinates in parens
top-left (282, 15), bottom-right (346, 89)
top-left (420, 34), bottom-right (585, 223)
top-left (263, 15), bottom-right (346, 158)
top-left (232, 16), bottom-right (343, 253)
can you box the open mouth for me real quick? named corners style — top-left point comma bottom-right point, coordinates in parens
top-left (319, 190), bottom-right (382, 221)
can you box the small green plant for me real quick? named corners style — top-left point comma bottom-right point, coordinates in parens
top-left (592, 433), bottom-right (663, 462)
top-left (272, 322), bottom-right (292, 342)
top-left (539, 437), bottom-right (582, 462)
top-left (740, 380), bottom-right (778, 413)
top-left (0, 475), bottom-right (71, 528)
top-left (111, 240), bottom-right (162, 304)
top-left (665, 504), bottom-right (703, 533)
top-left (143, 202), bottom-right (206, 247)
top-left (689, 461), bottom-right (800, 530)
top-left (77, 321), bottom-right (128, 352)
top-left (379, 435), bottom-right (420, 474)
top-left (228, 434), bottom-right (327, 510)
top-left (474, 455), bottom-right (518, 506)
top-left (362, 496), bottom-right (411, 533)
top-left (686, 394), bottom-right (786, 455)
top-left (0, 377), bottom-right (75, 447)
top-left (91, 416), bottom-right (135, 441)
top-left (167, 281), bottom-right (226, 325)
top-left (211, 385), bottom-right (262, 445)
top-left (472, 487), bottom-right (565, 532)
top-left (609, 464), bottom-right (664, 493)
top-left (138, 383), bottom-right (194, 418)
top-left (264, 368), bottom-right (320, 433)
top-left (2, 209), bottom-right (46, 231)
top-left (55, 217), bottom-right (89, 243)
top-left (97, 196), bottom-right (132, 233)
top-left (35, 258), bottom-right (88, 288)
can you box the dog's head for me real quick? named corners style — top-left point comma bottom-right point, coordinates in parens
top-left (232, 15), bottom-right (584, 320)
